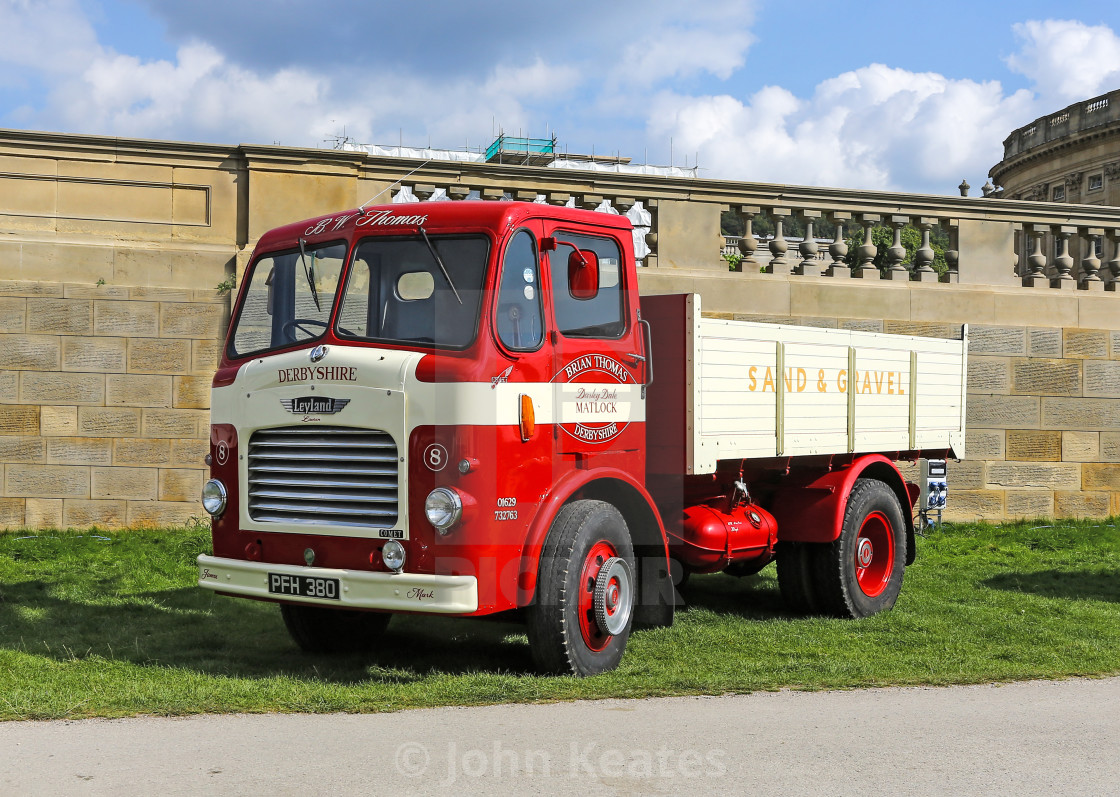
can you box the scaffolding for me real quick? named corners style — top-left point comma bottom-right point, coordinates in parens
top-left (484, 134), bottom-right (558, 166)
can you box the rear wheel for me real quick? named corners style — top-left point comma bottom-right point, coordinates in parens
top-left (280, 604), bottom-right (391, 654)
top-left (814, 479), bottom-right (906, 618)
top-left (526, 500), bottom-right (635, 676)
top-left (776, 541), bottom-right (820, 614)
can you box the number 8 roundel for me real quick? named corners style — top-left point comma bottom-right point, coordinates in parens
top-left (423, 443), bottom-right (448, 472)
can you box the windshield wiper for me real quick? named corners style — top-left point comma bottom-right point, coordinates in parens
top-left (419, 226), bottom-right (462, 305)
top-left (298, 238), bottom-right (321, 312)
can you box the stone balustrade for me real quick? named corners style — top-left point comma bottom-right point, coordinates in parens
top-left (1016, 224), bottom-right (1120, 290)
top-left (393, 172), bottom-right (1120, 293)
top-left (722, 235), bottom-right (830, 262)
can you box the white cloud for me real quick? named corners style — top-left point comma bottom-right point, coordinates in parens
top-left (2, 3), bottom-right (1118, 197)
top-left (0, 0), bottom-right (759, 151)
top-left (42, 40), bottom-right (338, 144)
top-left (1007, 19), bottom-right (1120, 105)
top-left (129, 0), bottom-right (758, 87)
top-left (621, 28), bottom-right (754, 84)
top-left (0, 0), bottom-right (99, 83)
top-left (482, 59), bottom-right (582, 101)
top-left (649, 53), bottom-right (1050, 193)
top-left (0, 0), bottom-right (619, 152)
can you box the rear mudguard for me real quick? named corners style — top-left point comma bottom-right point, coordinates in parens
top-left (768, 454), bottom-right (918, 565)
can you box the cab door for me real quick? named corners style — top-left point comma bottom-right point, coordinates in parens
top-left (541, 224), bottom-right (647, 457)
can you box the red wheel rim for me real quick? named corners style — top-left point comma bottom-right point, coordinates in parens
top-left (854, 511), bottom-right (894, 597)
top-left (577, 541), bottom-right (617, 651)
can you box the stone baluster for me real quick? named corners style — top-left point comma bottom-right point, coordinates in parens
top-left (446, 186), bottom-right (470, 201)
top-left (943, 250), bottom-right (959, 282)
top-left (882, 215), bottom-right (909, 280)
top-left (734, 205), bottom-right (760, 273)
top-left (1023, 224), bottom-right (1049, 287)
top-left (853, 214), bottom-right (880, 278)
top-left (825, 211), bottom-right (850, 277)
top-left (482, 188), bottom-right (505, 201)
top-left (613, 197), bottom-right (636, 213)
top-left (912, 217), bottom-right (938, 282)
top-left (515, 190), bottom-right (539, 203)
top-left (764, 208), bottom-right (791, 275)
top-left (580, 194), bottom-right (604, 210)
top-left (412, 184), bottom-right (436, 201)
top-left (1108, 230), bottom-right (1120, 292)
top-left (1079, 228), bottom-right (1104, 290)
top-left (940, 220), bottom-right (959, 283)
top-left (795, 211), bottom-right (821, 276)
top-left (1051, 226), bottom-right (1077, 289)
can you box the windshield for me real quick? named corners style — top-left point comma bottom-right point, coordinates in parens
top-left (229, 241), bottom-right (346, 358)
top-left (336, 235), bottom-right (489, 348)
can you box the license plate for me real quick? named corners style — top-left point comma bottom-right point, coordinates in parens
top-left (268, 573), bottom-right (340, 601)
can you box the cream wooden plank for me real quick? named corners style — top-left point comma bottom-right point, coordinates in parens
top-left (687, 295), bottom-right (966, 472)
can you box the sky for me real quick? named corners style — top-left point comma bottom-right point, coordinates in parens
top-left (3, 0), bottom-right (1120, 195)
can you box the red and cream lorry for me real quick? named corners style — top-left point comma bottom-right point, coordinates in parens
top-left (197, 200), bottom-right (966, 675)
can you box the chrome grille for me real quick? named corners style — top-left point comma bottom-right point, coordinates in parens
top-left (247, 426), bottom-right (398, 528)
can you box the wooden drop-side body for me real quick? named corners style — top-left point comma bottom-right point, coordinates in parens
top-left (642, 293), bottom-right (967, 476)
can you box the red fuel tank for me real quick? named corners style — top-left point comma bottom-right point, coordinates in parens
top-left (673, 501), bottom-right (778, 574)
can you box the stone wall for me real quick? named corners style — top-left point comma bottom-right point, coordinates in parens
top-left (638, 268), bottom-right (1120, 521)
top-left (963, 324), bottom-right (1120, 519)
top-left (3, 127), bottom-right (1120, 527)
top-left (0, 280), bottom-right (225, 528)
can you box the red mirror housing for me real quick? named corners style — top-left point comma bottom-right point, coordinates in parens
top-left (568, 248), bottom-right (599, 300)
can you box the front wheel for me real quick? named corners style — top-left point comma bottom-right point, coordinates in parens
top-left (814, 478), bottom-right (907, 618)
top-left (280, 604), bottom-right (391, 654)
top-left (526, 500), bottom-right (636, 676)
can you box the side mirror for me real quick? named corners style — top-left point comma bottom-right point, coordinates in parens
top-left (568, 248), bottom-right (599, 300)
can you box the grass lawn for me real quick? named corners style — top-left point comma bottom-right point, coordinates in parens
top-left (0, 519), bottom-right (1118, 720)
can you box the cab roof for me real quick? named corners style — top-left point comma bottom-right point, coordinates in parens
top-left (255, 200), bottom-right (635, 252)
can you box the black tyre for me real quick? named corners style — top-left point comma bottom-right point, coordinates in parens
top-left (280, 604), bottom-right (391, 654)
top-left (776, 541), bottom-right (820, 614)
top-left (814, 478), bottom-right (906, 618)
top-left (526, 500), bottom-right (636, 676)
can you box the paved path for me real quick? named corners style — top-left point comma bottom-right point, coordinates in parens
top-left (2, 677), bottom-right (1118, 795)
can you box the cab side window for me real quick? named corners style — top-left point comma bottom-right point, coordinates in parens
top-left (495, 230), bottom-right (543, 350)
top-left (551, 232), bottom-right (624, 338)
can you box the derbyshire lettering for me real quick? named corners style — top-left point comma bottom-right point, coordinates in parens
top-left (745, 366), bottom-right (907, 395)
top-left (277, 366), bottom-right (358, 383)
top-left (572, 422), bottom-right (619, 442)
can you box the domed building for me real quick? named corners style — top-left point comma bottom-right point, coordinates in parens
top-left (989, 89), bottom-right (1120, 206)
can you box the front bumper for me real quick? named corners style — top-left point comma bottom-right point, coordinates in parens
top-left (197, 555), bottom-right (478, 614)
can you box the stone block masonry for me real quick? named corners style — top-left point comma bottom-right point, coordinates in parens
top-left (660, 284), bottom-right (1120, 522)
top-left (4, 126), bottom-right (1120, 528)
top-left (0, 281), bottom-right (225, 529)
